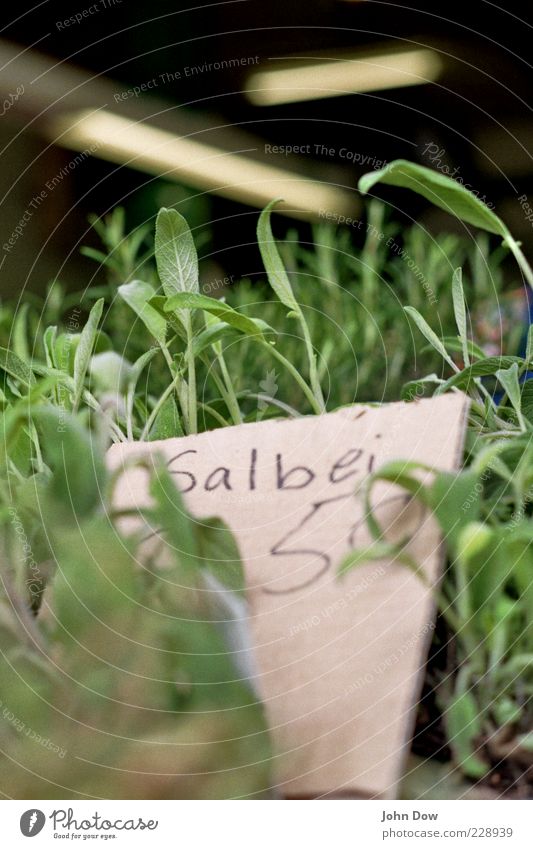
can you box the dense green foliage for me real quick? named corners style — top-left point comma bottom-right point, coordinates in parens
top-left (0, 159), bottom-right (532, 796)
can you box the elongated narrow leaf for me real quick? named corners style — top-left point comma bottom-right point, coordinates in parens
top-left (0, 376), bottom-right (60, 462)
top-left (526, 324), bottom-right (533, 365)
top-left (148, 395), bottom-right (183, 440)
top-left (32, 363), bottom-right (75, 391)
top-left (404, 306), bottom-right (457, 370)
top-left (149, 463), bottom-right (198, 573)
top-left (338, 540), bottom-right (399, 576)
top-left (80, 246), bottom-right (122, 273)
top-left (148, 296), bottom-right (188, 342)
top-left (451, 268), bottom-right (469, 366)
top-left (12, 303), bottom-right (30, 363)
top-left (72, 298), bottom-right (104, 410)
top-left (437, 356), bottom-right (522, 394)
top-left (43, 325), bottom-right (57, 369)
top-left (197, 516), bottom-right (245, 595)
top-left (52, 520), bottom-right (139, 643)
top-left (192, 322), bottom-right (240, 357)
top-left (520, 380), bottom-right (533, 423)
top-left (257, 199), bottom-right (299, 312)
top-left (496, 362), bottom-right (526, 426)
top-left (9, 424), bottom-right (33, 476)
top-left (124, 348), bottom-right (159, 438)
top-left (118, 280), bottom-right (167, 343)
top-left (445, 689), bottom-right (489, 779)
top-left (359, 159), bottom-right (507, 237)
top-left (458, 524), bottom-right (508, 617)
top-left (163, 292), bottom-right (272, 338)
top-left (0, 347), bottom-right (35, 388)
top-left (365, 459), bottom-right (431, 492)
top-left (433, 337), bottom-right (486, 361)
top-left (155, 208), bottom-right (199, 296)
top-left (54, 332), bottom-right (80, 375)
top-left (33, 405), bottom-right (106, 516)
top-left (128, 347), bottom-right (159, 392)
top-left (428, 470), bottom-right (481, 543)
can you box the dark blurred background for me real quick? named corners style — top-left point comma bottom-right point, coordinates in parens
top-left (1, 0), bottom-right (532, 293)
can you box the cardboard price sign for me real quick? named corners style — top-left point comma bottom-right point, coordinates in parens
top-left (108, 393), bottom-right (469, 799)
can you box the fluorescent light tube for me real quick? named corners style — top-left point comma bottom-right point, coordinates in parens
top-left (47, 109), bottom-right (355, 220)
top-left (246, 48), bottom-right (443, 106)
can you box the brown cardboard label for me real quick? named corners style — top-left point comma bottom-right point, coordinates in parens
top-left (107, 393), bottom-right (469, 799)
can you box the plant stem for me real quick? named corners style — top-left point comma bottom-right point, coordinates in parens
top-left (29, 422), bottom-right (44, 474)
top-left (161, 342), bottom-right (189, 433)
top-left (199, 353), bottom-right (239, 424)
top-left (184, 313), bottom-right (197, 434)
top-left (141, 371), bottom-right (183, 440)
top-left (125, 387), bottom-right (134, 441)
top-left (259, 340), bottom-right (323, 415)
top-left (215, 349), bottom-right (242, 425)
top-left (506, 234), bottom-right (533, 292)
top-left (248, 393), bottom-right (302, 418)
top-left (197, 402), bottom-right (231, 428)
top-left (300, 317), bottom-right (326, 411)
top-left (81, 390), bottom-right (127, 442)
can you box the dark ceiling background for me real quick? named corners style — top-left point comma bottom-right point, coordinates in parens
top-left (1, 0), bottom-right (532, 290)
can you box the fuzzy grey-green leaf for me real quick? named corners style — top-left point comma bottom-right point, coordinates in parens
top-left (118, 280), bottom-right (167, 343)
top-left (451, 268), bottom-right (469, 366)
top-left (155, 208), bottom-right (199, 296)
top-left (496, 362), bottom-right (526, 428)
top-left (404, 306), bottom-right (456, 371)
top-left (0, 347), bottom-right (35, 388)
top-left (72, 298), bottom-right (104, 411)
top-left (257, 200), bottom-right (299, 312)
top-left (359, 159), bottom-right (507, 238)
top-left (164, 292), bottom-right (272, 338)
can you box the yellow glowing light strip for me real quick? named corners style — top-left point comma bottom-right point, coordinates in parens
top-left (245, 48), bottom-right (442, 106)
top-left (47, 109), bottom-right (355, 218)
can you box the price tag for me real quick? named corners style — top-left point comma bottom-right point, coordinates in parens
top-left (108, 393), bottom-right (469, 798)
